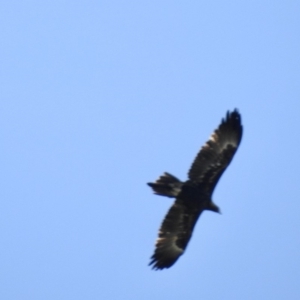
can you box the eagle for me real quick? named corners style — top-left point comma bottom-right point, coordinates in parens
top-left (147, 109), bottom-right (243, 270)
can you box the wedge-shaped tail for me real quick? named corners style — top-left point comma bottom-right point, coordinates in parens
top-left (147, 172), bottom-right (183, 198)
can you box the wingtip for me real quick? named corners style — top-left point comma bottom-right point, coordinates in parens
top-left (223, 109), bottom-right (242, 130)
top-left (148, 260), bottom-right (168, 271)
top-left (227, 108), bottom-right (241, 119)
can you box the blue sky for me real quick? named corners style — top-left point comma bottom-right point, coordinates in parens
top-left (1, 1), bottom-right (300, 299)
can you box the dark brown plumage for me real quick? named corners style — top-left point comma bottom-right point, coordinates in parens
top-left (147, 109), bottom-right (243, 270)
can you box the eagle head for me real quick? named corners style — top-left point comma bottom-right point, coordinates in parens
top-left (208, 202), bottom-right (221, 214)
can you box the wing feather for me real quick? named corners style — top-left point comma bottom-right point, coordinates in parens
top-left (149, 198), bottom-right (203, 270)
top-left (188, 109), bottom-right (242, 194)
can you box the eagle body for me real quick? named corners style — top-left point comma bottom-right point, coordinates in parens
top-left (147, 109), bottom-right (243, 270)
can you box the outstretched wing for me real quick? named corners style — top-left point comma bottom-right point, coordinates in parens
top-left (149, 198), bottom-right (203, 270)
top-left (188, 109), bottom-right (242, 194)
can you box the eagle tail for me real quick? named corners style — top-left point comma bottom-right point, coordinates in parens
top-left (147, 172), bottom-right (183, 198)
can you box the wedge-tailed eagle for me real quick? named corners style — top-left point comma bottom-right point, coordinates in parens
top-left (147, 109), bottom-right (243, 270)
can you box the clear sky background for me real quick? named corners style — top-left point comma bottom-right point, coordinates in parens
top-left (1, 1), bottom-right (300, 299)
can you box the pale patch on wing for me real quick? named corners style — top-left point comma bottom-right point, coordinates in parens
top-left (209, 131), bottom-right (218, 143)
top-left (207, 129), bottom-right (239, 152)
top-left (156, 235), bottom-right (184, 255)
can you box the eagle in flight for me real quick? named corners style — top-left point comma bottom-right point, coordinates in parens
top-left (147, 109), bottom-right (243, 270)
